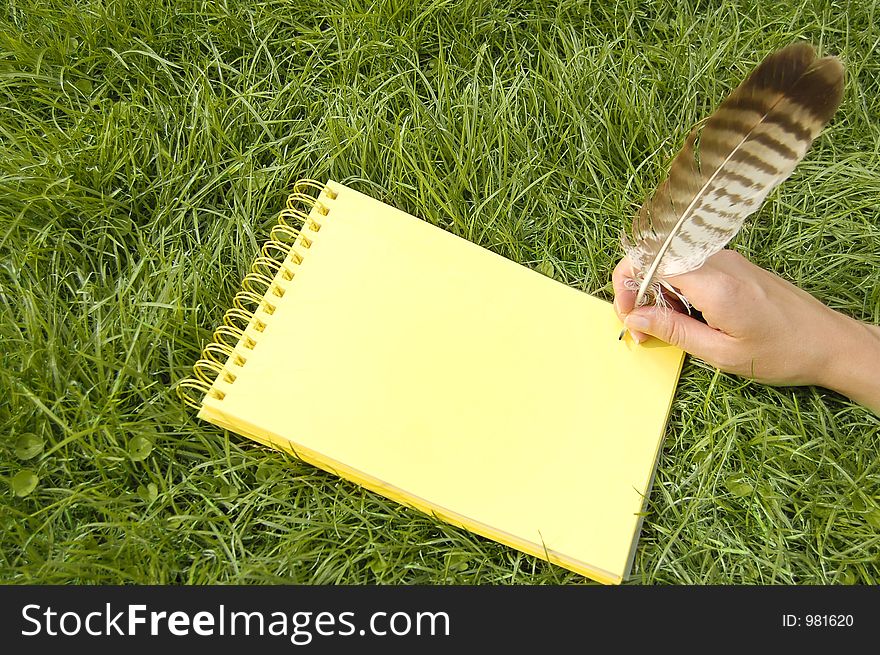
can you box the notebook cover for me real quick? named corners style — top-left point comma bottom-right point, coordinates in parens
top-left (194, 181), bottom-right (684, 584)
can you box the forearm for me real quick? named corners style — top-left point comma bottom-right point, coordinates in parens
top-left (820, 317), bottom-right (880, 415)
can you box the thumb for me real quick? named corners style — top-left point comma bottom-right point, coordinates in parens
top-left (624, 307), bottom-right (727, 359)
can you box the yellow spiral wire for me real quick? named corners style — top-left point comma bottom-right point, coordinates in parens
top-left (175, 179), bottom-right (337, 410)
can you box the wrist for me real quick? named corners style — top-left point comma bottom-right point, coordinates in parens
top-left (818, 315), bottom-right (880, 414)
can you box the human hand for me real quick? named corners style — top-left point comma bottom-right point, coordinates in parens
top-left (612, 250), bottom-right (880, 412)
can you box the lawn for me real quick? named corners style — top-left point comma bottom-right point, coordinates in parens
top-left (1, 0), bottom-right (878, 584)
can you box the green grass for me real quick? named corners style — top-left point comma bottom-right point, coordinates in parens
top-left (2, 0), bottom-right (879, 584)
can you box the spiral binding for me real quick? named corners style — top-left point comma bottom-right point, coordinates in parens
top-left (176, 178), bottom-right (338, 410)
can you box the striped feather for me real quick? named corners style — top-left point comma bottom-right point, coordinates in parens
top-left (623, 42), bottom-right (845, 308)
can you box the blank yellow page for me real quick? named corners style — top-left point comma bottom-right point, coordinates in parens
top-left (200, 181), bottom-right (683, 584)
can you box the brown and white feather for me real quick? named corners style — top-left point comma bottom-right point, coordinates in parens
top-left (623, 42), bottom-right (845, 307)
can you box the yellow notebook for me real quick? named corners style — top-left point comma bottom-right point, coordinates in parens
top-left (178, 179), bottom-right (684, 584)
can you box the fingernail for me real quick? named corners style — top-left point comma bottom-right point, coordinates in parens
top-left (625, 314), bottom-right (649, 331)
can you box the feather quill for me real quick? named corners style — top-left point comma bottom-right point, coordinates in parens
top-left (622, 42), bottom-right (844, 313)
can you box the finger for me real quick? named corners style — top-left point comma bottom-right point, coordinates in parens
top-left (611, 256), bottom-right (648, 341)
top-left (624, 306), bottom-right (731, 364)
top-left (611, 256), bottom-right (637, 318)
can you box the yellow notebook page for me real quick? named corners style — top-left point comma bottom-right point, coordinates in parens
top-left (200, 181), bottom-right (683, 584)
